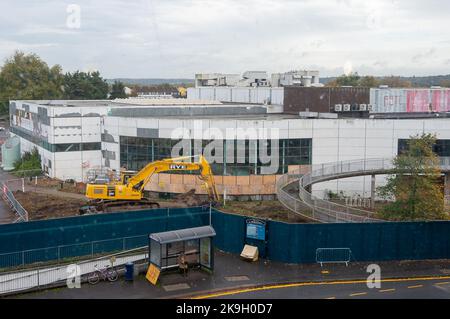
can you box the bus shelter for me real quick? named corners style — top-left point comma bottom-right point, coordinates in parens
top-left (149, 225), bottom-right (216, 271)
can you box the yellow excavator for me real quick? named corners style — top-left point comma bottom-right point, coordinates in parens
top-left (80, 155), bottom-right (220, 214)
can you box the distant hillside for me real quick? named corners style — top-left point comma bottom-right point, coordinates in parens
top-left (106, 78), bottom-right (194, 86)
top-left (321, 74), bottom-right (450, 87)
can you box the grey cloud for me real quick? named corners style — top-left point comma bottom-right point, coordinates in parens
top-left (0, 0), bottom-right (448, 77)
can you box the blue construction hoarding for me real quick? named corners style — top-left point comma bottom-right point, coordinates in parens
top-left (0, 207), bottom-right (449, 267)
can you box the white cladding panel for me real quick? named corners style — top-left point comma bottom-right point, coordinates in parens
top-left (215, 87), bottom-right (232, 101)
top-left (188, 87), bottom-right (284, 105)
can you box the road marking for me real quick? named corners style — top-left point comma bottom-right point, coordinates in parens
top-left (379, 288), bottom-right (396, 293)
top-left (435, 282), bottom-right (450, 286)
top-left (349, 292), bottom-right (367, 297)
top-left (325, 296), bottom-right (336, 299)
top-left (163, 283), bottom-right (191, 292)
top-left (224, 276), bottom-right (250, 282)
top-left (407, 285), bottom-right (423, 289)
top-left (191, 275), bottom-right (450, 299)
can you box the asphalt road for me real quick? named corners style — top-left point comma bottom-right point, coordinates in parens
top-left (199, 277), bottom-right (450, 299)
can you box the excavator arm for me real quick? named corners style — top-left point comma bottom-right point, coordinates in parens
top-left (85, 155), bottom-right (220, 204)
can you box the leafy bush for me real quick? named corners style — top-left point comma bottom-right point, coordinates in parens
top-left (13, 147), bottom-right (42, 177)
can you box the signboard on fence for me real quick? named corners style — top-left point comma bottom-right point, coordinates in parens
top-left (246, 219), bottom-right (266, 241)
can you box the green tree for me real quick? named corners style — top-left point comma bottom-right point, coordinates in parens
top-left (358, 76), bottom-right (379, 88)
top-left (0, 51), bottom-right (63, 114)
top-left (440, 79), bottom-right (450, 88)
top-left (377, 133), bottom-right (447, 221)
top-left (327, 73), bottom-right (381, 87)
top-left (13, 147), bottom-right (42, 176)
top-left (110, 80), bottom-right (127, 99)
top-left (327, 72), bottom-right (361, 87)
top-left (63, 71), bottom-right (109, 99)
top-left (379, 76), bottom-right (412, 88)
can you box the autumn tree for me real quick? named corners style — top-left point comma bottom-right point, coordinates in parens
top-left (0, 51), bottom-right (64, 114)
top-left (377, 133), bottom-right (447, 221)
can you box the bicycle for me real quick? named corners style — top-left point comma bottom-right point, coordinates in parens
top-left (87, 264), bottom-right (119, 284)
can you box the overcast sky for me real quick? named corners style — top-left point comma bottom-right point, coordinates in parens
top-left (1, 0), bottom-right (449, 78)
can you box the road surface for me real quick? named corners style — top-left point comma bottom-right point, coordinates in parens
top-left (195, 277), bottom-right (450, 299)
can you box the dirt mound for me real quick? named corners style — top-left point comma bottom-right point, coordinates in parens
top-left (13, 191), bottom-right (86, 220)
top-left (174, 189), bottom-right (208, 206)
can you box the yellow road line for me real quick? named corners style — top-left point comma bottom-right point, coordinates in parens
top-left (407, 284), bottom-right (423, 289)
top-left (191, 275), bottom-right (450, 299)
top-left (379, 288), bottom-right (396, 293)
top-left (349, 292), bottom-right (367, 297)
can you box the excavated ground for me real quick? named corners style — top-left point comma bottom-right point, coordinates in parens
top-left (16, 178), bottom-right (311, 222)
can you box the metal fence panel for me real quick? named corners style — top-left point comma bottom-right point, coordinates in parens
top-left (316, 248), bottom-right (352, 266)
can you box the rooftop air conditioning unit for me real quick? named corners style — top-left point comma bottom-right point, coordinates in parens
top-left (367, 104), bottom-right (373, 112)
top-left (343, 104), bottom-right (351, 111)
top-left (359, 104), bottom-right (367, 111)
top-left (334, 104), bottom-right (342, 112)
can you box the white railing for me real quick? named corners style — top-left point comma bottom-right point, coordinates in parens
top-left (0, 246), bottom-right (148, 295)
top-left (277, 157), bottom-right (450, 223)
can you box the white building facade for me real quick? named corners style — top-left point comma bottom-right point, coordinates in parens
top-left (9, 99), bottom-right (450, 200)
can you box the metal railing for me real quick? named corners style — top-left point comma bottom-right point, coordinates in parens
top-left (0, 246), bottom-right (148, 295)
top-left (0, 174), bottom-right (84, 223)
top-left (276, 166), bottom-right (381, 223)
top-left (1, 181), bottom-right (29, 222)
top-left (298, 158), bottom-right (391, 223)
top-left (277, 157), bottom-right (450, 223)
top-left (0, 235), bottom-right (148, 270)
top-left (316, 248), bottom-right (352, 267)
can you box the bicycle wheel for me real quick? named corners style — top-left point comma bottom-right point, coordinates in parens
top-left (107, 268), bottom-right (119, 282)
top-left (88, 271), bottom-right (100, 285)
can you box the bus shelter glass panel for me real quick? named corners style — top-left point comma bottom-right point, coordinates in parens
top-left (200, 237), bottom-right (212, 269)
top-left (150, 239), bottom-right (160, 266)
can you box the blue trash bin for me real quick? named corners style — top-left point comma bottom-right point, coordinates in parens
top-left (125, 262), bottom-right (134, 281)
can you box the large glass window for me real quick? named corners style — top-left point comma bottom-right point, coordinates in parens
top-left (120, 136), bottom-right (312, 175)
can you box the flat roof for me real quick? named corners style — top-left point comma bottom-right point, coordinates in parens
top-left (18, 99), bottom-right (224, 107)
top-left (149, 225), bottom-right (216, 244)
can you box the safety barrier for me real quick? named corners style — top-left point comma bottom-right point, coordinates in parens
top-left (315, 248), bottom-right (352, 266)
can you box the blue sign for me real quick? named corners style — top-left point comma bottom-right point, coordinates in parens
top-left (246, 219), bottom-right (266, 241)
